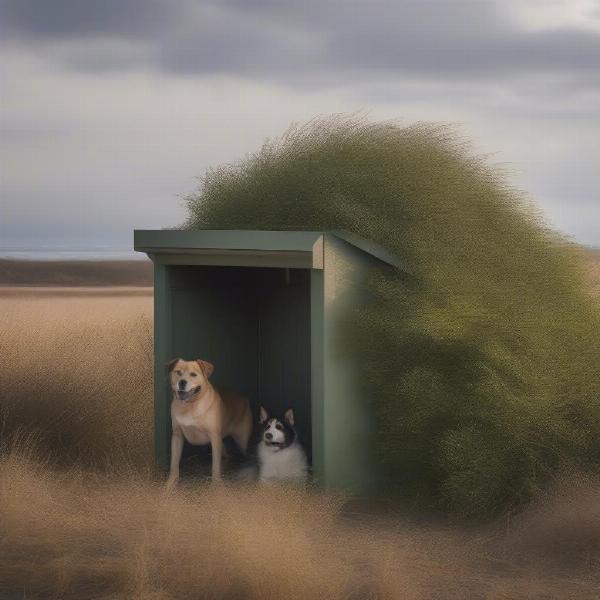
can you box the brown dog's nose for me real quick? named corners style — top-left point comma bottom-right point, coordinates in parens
top-left (178, 379), bottom-right (187, 389)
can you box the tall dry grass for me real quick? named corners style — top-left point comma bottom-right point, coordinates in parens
top-left (2, 289), bottom-right (600, 598)
top-left (2, 441), bottom-right (600, 599)
top-left (0, 291), bottom-right (154, 470)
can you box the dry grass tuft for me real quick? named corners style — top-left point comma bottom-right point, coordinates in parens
top-left (506, 470), bottom-right (600, 571)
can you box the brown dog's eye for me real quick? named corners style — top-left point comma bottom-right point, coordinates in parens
top-left (175, 370), bottom-right (182, 376)
top-left (190, 372), bottom-right (197, 377)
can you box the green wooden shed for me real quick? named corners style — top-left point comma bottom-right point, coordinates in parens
top-left (134, 229), bottom-right (408, 492)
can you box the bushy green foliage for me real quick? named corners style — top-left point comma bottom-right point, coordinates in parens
top-left (185, 116), bottom-right (600, 516)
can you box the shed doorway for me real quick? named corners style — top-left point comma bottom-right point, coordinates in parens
top-left (168, 265), bottom-right (312, 469)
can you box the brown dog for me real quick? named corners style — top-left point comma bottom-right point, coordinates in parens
top-left (166, 358), bottom-right (252, 486)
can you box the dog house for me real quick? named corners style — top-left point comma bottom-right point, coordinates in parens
top-left (134, 229), bottom-right (408, 492)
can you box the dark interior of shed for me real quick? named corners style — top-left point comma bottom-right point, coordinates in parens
top-left (167, 265), bottom-right (312, 473)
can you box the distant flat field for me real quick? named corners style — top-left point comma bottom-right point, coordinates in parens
top-left (0, 259), bottom-right (153, 319)
top-left (0, 285), bottom-right (152, 297)
top-left (0, 258), bottom-right (153, 286)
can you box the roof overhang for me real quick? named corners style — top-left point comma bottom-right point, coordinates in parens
top-left (134, 229), bottom-right (412, 274)
top-left (134, 229), bottom-right (324, 269)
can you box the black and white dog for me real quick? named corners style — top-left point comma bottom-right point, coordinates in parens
top-left (257, 406), bottom-right (308, 484)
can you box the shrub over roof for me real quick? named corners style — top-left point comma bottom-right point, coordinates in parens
top-left (185, 115), bottom-right (600, 516)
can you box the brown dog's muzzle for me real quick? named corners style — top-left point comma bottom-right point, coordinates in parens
top-left (177, 386), bottom-right (201, 401)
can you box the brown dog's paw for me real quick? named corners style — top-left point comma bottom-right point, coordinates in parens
top-left (210, 474), bottom-right (224, 487)
top-left (164, 476), bottom-right (179, 491)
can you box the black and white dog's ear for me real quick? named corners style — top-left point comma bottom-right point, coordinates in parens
top-left (259, 405), bottom-right (269, 423)
top-left (283, 408), bottom-right (295, 426)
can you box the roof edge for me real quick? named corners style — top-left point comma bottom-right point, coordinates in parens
top-left (134, 228), bottom-right (413, 276)
top-left (330, 230), bottom-right (413, 275)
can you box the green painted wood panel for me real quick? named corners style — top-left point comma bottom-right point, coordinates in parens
top-left (135, 229), bottom-right (323, 254)
top-left (153, 262), bottom-right (172, 469)
top-left (321, 234), bottom-right (382, 492)
top-left (310, 269), bottom-right (325, 485)
top-left (151, 251), bottom-right (313, 269)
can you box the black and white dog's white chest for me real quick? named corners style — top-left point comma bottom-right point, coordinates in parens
top-left (257, 440), bottom-right (308, 483)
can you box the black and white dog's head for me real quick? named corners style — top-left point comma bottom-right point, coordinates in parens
top-left (259, 406), bottom-right (297, 451)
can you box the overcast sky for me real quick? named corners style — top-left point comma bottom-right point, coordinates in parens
top-left (1, 0), bottom-right (599, 253)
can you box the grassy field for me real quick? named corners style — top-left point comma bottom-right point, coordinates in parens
top-left (1, 260), bottom-right (600, 598)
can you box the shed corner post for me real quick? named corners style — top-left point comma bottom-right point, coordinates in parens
top-left (152, 258), bottom-right (172, 470)
top-left (310, 267), bottom-right (326, 487)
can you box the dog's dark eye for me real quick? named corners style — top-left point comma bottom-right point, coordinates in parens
top-left (275, 424), bottom-right (283, 431)
top-left (190, 372), bottom-right (197, 377)
top-left (175, 370), bottom-right (182, 376)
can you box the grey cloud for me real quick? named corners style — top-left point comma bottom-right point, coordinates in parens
top-left (0, 0), bottom-right (171, 38)
top-left (155, 5), bottom-right (320, 75)
top-left (2, 0), bottom-right (599, 88)
top-left (328, 29), bottom-right (600, 87)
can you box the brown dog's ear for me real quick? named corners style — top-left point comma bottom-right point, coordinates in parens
top-left (166, 358), bottom-right (181, 373)
top-left (195, 359), bottom-right (214, 379)
top-left (284, 408), bottom-right (295, 426)
top-left (259, 406), bottom-right (269, 423)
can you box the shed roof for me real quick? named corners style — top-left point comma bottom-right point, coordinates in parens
top-left (134, 229), bottom-right (411, 274)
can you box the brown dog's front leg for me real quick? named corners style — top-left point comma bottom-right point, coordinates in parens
top-left (210, 432), bottom-right (223, 481)
top-left (166, 428), bottom-right (184, 488)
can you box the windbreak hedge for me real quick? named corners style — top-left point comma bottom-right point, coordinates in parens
top-left (185, 116), bottom-right (600, 516)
